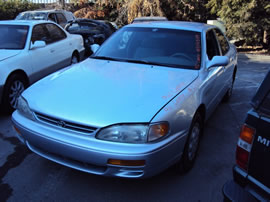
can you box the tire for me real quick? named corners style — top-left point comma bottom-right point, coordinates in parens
top-left (71, 52), bottom-right (79, 64)
top-left (2, 74), bottom-right (27, 114)
top-left (181, 112), bottom-right (203, 172)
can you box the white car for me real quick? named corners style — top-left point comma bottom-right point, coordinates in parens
top-left (0, 20), bottom-right (85, 113)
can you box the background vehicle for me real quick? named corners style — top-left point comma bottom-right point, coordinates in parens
top-left (15, 9), bottom-right (75, 28)
top-left (223, 70), bottom-right (270, 201)
top-left (12, 21), bottom-right (237, 179)
top-left (65, 19), bottom-right (116, 56)
top-left (131, 16), bottom-right (168, 23)
top-left (0, 20), bottom-right (84, 113)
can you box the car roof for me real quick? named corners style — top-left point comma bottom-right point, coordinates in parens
top-left (132, 16), bottom-right (168, 22)
top-left (0, 20), bottom-right (55, 26)
top-left (20, 9), bottom-right (66, 13)
top-left (127, 21), bottom-right (215, 32)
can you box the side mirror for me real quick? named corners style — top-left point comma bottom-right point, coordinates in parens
top-left (91, 44), bottom-right (100, 54)
top-left (207, 56), bottom-right (229, 69)
top-left (30, 40), bottom-right (46, 50)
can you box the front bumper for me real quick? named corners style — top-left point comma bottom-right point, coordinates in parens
top-left (12, 110), bottom-right (185, 178)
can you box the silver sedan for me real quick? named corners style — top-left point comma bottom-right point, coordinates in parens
top-left (12, 21), bottom-right (237, 178)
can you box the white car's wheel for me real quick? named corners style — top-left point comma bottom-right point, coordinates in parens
top-left (71, 53), bottom-right (79, 64)
top-left (3, 74), bottom-right (27, 113)
top-left (181, 112), bottom-right (203, 172)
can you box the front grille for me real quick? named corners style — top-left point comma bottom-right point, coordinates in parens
top-left (35, 112), bottom-right (97, 134)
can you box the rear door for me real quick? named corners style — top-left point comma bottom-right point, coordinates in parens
top-left (44, 23), bottom-right (71, 69)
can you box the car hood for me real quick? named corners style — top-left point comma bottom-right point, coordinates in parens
top-left (0, 50), bottom-right (21, 62)
top-left (24, 59), bottom-right (198, 127)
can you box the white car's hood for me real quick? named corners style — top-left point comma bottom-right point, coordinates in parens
top-left (0, 50), bottom-right (21, 62)
top-left (24, 59), bottom-right (198, 127)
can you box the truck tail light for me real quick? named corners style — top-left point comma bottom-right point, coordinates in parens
top-left (236, 124), bottom-right (255, 170)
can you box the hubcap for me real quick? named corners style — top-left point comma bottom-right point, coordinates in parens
top-left (9, 80), bottom-right (25, 108)
top-left (188, 122), bottom-right (200, 161)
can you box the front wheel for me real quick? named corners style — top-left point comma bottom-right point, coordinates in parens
top-left (181, 112), bottom-right (203, 172)
top-left (2, 74), bottom-right (27, 113)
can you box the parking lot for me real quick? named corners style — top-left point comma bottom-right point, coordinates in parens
top-left (0, 54), bottom-right (270, 202)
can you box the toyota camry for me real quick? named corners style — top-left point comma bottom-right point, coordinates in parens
top-left (12, 21), bottom-right (237, 178)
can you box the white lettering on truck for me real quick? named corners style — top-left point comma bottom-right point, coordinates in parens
top-left (257, 136), bottom-right (270, 147)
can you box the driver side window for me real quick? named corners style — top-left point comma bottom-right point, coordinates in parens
top-left (206, 30), bottom-right (220, 60)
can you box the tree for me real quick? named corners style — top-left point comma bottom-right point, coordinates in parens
top-left (0, 0), bottom-right (39, 20)
top-left (206, 0), bottom-right (222, 15)
top-left (216, 0), bottom-right (270, 48)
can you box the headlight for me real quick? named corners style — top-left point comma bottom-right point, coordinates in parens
top-left (96, 123), bottom-right (169, 143)
top-left (16, 96), bottom-right (35, 121)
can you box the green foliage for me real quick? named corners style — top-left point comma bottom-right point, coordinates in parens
top-left (0, 0), bottom-right (40, 20)
top-left (206, 0), bottom-right (222, 15)
top-left (217, 0), bottom-right (270, 47)
top-left (166, 0), bottom-right (212, 22)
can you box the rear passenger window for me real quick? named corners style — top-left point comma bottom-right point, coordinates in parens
top-left (48, 13), bottom-right (57, 23)
top-left (215, 29), bottom-right (229, 55)
top-left (56, 13), bottom-right (66, 24)
top-left (45, 23), bottom-right (66, 43)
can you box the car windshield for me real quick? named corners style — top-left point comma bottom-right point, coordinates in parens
top-left (16, 12), bottom-right (47, 20)
top-left (0, 25), bottom-right (29, 50)
top-left (93, 27), bottom-right (201, 69)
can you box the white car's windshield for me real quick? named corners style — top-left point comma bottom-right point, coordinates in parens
top-left (0, 25), bottom-right (29, 50)
top-left (93, 27), bottom-right (201, 69)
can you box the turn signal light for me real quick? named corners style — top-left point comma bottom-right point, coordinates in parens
top-left (236, 124), bottom-right (255, 170)
top-left (148, 122), bottom-right (169, 142)
top-left (107, 159), bottom-right (145, 166)
top-left (239, 125), bottom-right (255, 144)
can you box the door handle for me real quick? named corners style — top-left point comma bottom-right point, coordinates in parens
top-left (50, 49), bottom-right (55, 53)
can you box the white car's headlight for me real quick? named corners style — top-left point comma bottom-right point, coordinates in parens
top-left (16, 96), bottom-right (35, 121)
top-left (96, 123), bottom-right (169, 143)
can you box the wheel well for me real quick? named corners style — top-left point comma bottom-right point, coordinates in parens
top-left (5, 70), bottom-right (29, 87)
top-left (72, 50), bottom-right (80, 61)
top-left (196, 104), bottom-right (206, 123)
top-left (233, 66), bottom-right (237, 81)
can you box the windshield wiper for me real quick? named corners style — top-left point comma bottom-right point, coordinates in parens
top-left (125, 59), bottom-right (189, 69)
top-left (90, 56), bottom-right (119, 61)
top-left (123, 59), bottom-right (160, 66)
